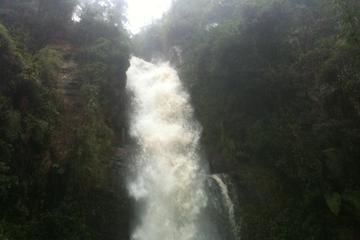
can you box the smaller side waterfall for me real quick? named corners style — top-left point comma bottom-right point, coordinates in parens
top-left (210, 174), bottom-right (240, 239)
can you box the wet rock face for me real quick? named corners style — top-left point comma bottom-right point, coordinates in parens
top-left (50, 44), bottom-right (81, 163)
top-left (169, 45), bottom-right (183, 67)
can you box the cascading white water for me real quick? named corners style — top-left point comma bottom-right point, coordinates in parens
top-left (211, 174), bottom-right (239, 239)
top-left (126, 57), bottom-right (210, 240)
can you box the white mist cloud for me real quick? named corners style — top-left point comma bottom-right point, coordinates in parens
top-left (125, 0), bottom-right (172, 34)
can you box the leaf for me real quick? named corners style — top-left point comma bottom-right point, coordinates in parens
top-left (325, 192), bottom-right (342, 216)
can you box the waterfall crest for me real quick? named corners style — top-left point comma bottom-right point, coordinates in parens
top-left (126, 57), bottom-right (210, 240)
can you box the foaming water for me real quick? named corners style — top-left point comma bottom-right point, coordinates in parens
top-left (126, 57), bottom-right (210, 240)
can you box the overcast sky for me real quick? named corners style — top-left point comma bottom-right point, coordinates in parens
top-left (125, 0), bottom-right (172, 34)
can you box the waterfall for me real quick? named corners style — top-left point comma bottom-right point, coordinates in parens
top-left (126, 57), bottom-right (212, 240)
top-left (211, 174), bottom-right (239, 239)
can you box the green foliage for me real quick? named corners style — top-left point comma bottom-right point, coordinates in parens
top-left (325, 192), bottom-right (342, 215)
top-left (75, 33), bottom-right (130, 136)
top-left (0, 2), bottom-right (131, 238)
top-left (342, 191), bottom-right (360, 218)
top-left (1, 0), bottom-right (358, 239)
top-left (334, 0), bottom-right (360, 45)
top-left (33, 47), bottom-right (63, 87)
top-left (134, 0), bottom-right (360, 238)
top-left (68, 84), bottom-right (113, 192)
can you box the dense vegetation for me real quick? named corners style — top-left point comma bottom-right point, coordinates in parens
top-left (133, 0), bottom-right (360, 239)
top-left (0, 1), bottom-right (130, 239)
top-left (1, 0), bottom-right (359, 239)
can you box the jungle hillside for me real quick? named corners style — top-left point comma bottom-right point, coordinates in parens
top-left (0, 0), bottom-right (360, 240)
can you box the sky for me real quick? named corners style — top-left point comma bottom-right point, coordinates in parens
top-left (125, 0), bottom-right (172, 34)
